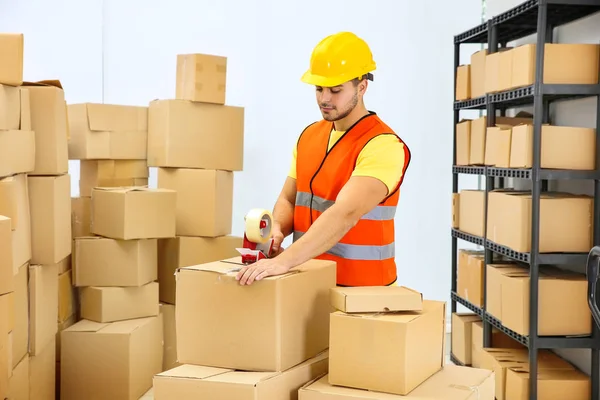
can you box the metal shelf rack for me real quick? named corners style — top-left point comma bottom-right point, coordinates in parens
top-left (451, 1), bottom-right (600, 399)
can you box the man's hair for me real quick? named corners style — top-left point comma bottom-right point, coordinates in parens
top-left (352, 73), bottom-right (374, 86)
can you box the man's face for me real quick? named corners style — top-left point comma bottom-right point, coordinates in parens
top-left (315, 81), bottom-right (359, 122)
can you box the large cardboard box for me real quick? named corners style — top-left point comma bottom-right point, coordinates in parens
top-left (159, 303), bottom-right (179, 372)
top-left (299, 366), bottom-right (494, 399)
top-left (91, 187), bottom-right (177, 240)
top-left (451, 313), bottom-right (481, 365)
top-left (458, 189), bottom-right (484, 236)
top-left (455, 119), bottom-right (471, 165)
top-left (470, 49), bottom-right (487, 98)
top-left (0, 174), bottom-right (31, 271)
top-left (148, 99), bottom-right (244, 171)
top-left (61, 316), bottom-right (163, 400)
top-left (457, 249), bottom-right (484, 306)
top-left (158, 235), bottom-right (242, 304)
top-left (455, 65), bottom-right (470, 100)
top-left (71, 196), bottom-right (91, 238)
top-left (28, 174), bottom-right (72, 265)
top-left (0, 34), bottom-right (24, 86)
top-left (157, 168), bottom-right (233, 237)
top-left (485, 264), bottom-right (525, 320)
top-left (73, 237), bottom-right (157, 287)
top-left (510, 124), bottom-right (596, 170)
top-left (511, 43), bottom-right (600, 89)
top-left (329, 300), bottom-right (446, 396)
top-left (0, 84), bottom-right (30, 130)
top-left (23, 80), bottom-right (69, 175)
top-left (28, 264), bottom-right (59, 356)
top-left (0, 216), bottom-right (13, 296)
top-left (80, 159), bottom-right (149, 197)
top-left (176, 257), bottom-right (336, 372)
top-left (12, 263), bottom-right (28, 368)
top-left (176, 53), bottom-right (227, 104)
top-left (67, 103), bottom-right (148, 160)
top-left (506, 365), bottom-right (590, 400)
top-left (154, 351), bottom-right (328, 400)
top-left (487, 190), bottom-right (593, 253)
top-left (80, 282), bottom-right (159, 323)
top-left (485, 48), bottom-right (513, 93)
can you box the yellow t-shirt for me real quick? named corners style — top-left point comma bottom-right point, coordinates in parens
top-left (288, 129), bottom-right (408, 194)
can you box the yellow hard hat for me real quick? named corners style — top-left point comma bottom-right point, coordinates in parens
top-left (301, 32), bottom-right (376, 87)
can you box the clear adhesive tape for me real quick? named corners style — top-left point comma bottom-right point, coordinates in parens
top-left (245, 208), bottom-right (273, 244)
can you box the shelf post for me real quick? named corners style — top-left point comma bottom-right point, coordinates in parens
top-left (451, 41), bottom-right (460, 314)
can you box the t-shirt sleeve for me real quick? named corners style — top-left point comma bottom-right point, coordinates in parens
top-left (288, 142), bottom-right (298, 179)
top-left (351, 134), bottom-right (409, 194)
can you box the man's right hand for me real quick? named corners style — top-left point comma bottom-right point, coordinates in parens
top-left (270, 224), bottom-right (285, 256)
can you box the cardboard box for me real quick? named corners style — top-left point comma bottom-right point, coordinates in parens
top-left (455, 64), bottom-right (470, 100)
top-left (0, 84), bottom-right (27, 130)
top-left (91, 187), bottom-right (177, 240)
top-left (28, 264), bottom-right (59, 356)
top-left (510, 124), bottom-right (596, 170)
top-left (176, 257), bottom-right (335, 372)
top-left (80, 282), bottom-right (159, 323)
top-left (67, 103), bottom-right (148, 160)
top-left (487, 190), bottom-right (593, 253)
top-left (56, 315), bottom-right (76, 364)
top-left (455, 119), bottom-right (471, 165)
top-left (80, 159), bottom-right (149, 197)
top-left (451, 313), bottom-right (480, 365)
top-left (23, 80), bottom-right (69, 175)
top-left (512, 43), bottom-right (600, 89)
top-left (485, 48), bottom-right (513, 93)
top-left (58, 269), bottom-right (76, 323)
top-left (329, 300), bottom-right (446, 395)
top-left (159, 303), bottom-right (179, 372)
top-left (29, 334), bottom-right (56, 399)
top-left (457, 249), bottom-right (484, 306)
top-left (0, 174), bottom-right (31, 271)
top-left (0, 129), bottom-right (35, 179)
top-left (300, 366), bottom-right (494, 399)
top-left (330, 286), bottom-right (422, 313)
top-left (7, 354), bottom-right (29, 400)
top-left (157, 168), bottom-right (233, 237)
top-left (0, 292), bottom-right (13, 333)
top-left (486, 264), bottom-right (525, 320)
top-left (470, 49), bottom-right (487, 98)
top-left (71, 196), bottom-right (91, 238)
top-left (458, 189), bottom-right (485, 236)
top-left (158, 235), bottom-right (242, 304)
top-left (452, 193), bottom-right (459, 228)
top-left (61, 316), bottom-right (163, 400)
top-left (471, 322), bottom-right (525, 368)
top-left (506, 365), bottom-right (590, 400)
top-left (12, 263), bottom-right (28, 369)
top-left (148, 99), bottom-right (244, 171)
top-left (0, 216), bottom-right (12, 296)
top-left (468, 115), bottom-right (533, 165)
top-left (154, 351), bottom-right (328, 400)
top-left (73, 237), bottom-right (157, 287)
top-left (28, 175), bottom-right (72, 265)
top-left (0, 34), bottom-right (24, 86)
top-left (484, 125), bottom-right (512, 167)
top-left (176, 53), bottom-right (227, 104)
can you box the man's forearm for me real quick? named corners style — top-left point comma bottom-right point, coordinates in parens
top-left (272, 196), bottom-right (295, 237)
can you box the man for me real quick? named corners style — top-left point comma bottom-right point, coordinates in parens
top-left (236, 31), bottom-right (411, 286)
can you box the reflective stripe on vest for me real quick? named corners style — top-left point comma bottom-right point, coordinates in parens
top-left (293, 230), bottom-right (395, 261)
top-left (295, 191), bottom-right (397, 221)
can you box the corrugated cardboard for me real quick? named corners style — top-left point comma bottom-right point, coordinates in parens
top-left (510, 124), bottom-right (596, 170)
top-left (487, 190), bottom-right (593, 253)
top-left (67, 103), bottom-right (148, 160)
top-left (157, 168), bottom-right (233, 237)
top-left (329, 300), bottom-right (446, 395)
top-left (29, 337), bottom-right (56, 400)
top-left (0, 175), bottom-right (31, 272)
top-left (61, 316), bottom-right (163, 400)
top-left (72, 237), bottom-right (157, 287)
top-left (458, 189), bottom-right (484, 236)
top-left (176, 53), bottom-right (227, 104)
top-left (330, 286), bottom-right (423, 313)
top-left (80, 282), bottom-right (159, 323)
top-left (506, 365), bottom-right (590, 400)
top-left (23, 80), bottom-right (69, 175)
top-left (0, 302), bottom-right (7, 399)
top-left (0, 34), bottom-right (24, 86)
top-left (159, 303), bottom-right (179, 372)
top-left (0, 84), bottom-right (21, 130)
top-left (468, 115), bottom-right (533, 165)
top-left (28, 175), bottom-right (72, 265)
top-left (484, 125), bottom-right (512, 167)
top-left (0, 216), bottom-right (13, 296)
top-left (470, 49), bottom-right (487, 98)
top-left (91, 187), bottom-right (177, 240)
top-left (0, 129), bottom-right (35, 179)
top-left (71, 196), bottom-right (91, 238)
top-left (55, 315), bottom-right (76, 364)
top-left (7, 354), bottom-right (29, 400)
top-left (176, 257), bottom-right (335, 372)
top-left (12, 263), bottom-right (28, 369)
top-left (80, 160), bottom-right (149, 197)
top-left (452, 193), bottom-right (459, 228)
top-left (147, 99), bottom-right (244, 171)
top-left (455, 64), bottom-right (470, 100)
top-left (0, 292), bottom-right (13, 333)
top-left (154, 351), bottom-right (328, 400)
top-left (485, 264), bottom-right (524, 321)
top-left (471, 321), bottom-right (525, 368)
top-left (158, 235), bottom-right (242, 304)
top-left (451, 313), bottom-right (480, 365)
top-left (28, 264), bottom-right (59, 356)
top-left (299, 366), bottom-right (495, 399)
top-left (455, 119), bottom-right (471, 165)
top-left (457, 249), bottom-right (484, 307)
top-left (58, 269), bottom-right (76, 323)
top-left (485, 48), bottom-right (513, 93)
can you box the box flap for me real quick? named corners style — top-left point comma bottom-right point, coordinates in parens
top-left (205, 371), bottom-right (280, 385)
top-left (330, 286), bottom-right (423, 313)
top-left (178, 257), bottom-right (300, 281)
top-left (333, 299), bottom-right (443, 323)
top-left (63, 319), bottom-right (109, 333)
top-left (157, 364), bottom-right (233, 380)
top-left (91, 186), bottom-right (170, 194)
top-left (22, 80), bottom-right (63, 89)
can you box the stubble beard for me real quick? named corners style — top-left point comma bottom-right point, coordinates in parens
top-left (321, 90), bottom-right (359, 122)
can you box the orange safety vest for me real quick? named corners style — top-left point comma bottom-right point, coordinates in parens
top-left (293, 112), bottom-right (411, 286)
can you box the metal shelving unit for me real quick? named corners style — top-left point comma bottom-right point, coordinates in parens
top-left (451, 1), bottom-right (600, 399)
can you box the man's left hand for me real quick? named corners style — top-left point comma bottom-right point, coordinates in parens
top-left (235, 257), bottom-right (293, 285)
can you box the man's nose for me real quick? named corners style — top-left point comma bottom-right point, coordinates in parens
top-left (320, 90), bottom-right (332, 102)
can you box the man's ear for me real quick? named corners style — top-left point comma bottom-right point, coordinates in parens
top-left (359, 79), bottom-right (368, 95)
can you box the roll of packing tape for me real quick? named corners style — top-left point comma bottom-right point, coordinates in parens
top-left (245, 208), bottom-right (273, 244)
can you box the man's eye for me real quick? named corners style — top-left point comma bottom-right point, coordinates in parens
top-left (331, 90), bottom-right (341, 94)
top-left (316, 87), bottom-right (323, 92)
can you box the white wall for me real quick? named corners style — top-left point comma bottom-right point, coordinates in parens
top-left (487, 0), bottom-right (600, 377)
top-left (0, 0), bottom-right (483, 310)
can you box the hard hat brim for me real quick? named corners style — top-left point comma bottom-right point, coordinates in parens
top-left (300, 65), bottom-right (376, 88)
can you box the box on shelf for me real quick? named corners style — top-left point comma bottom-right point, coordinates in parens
top-left (455, 64), bottom-right (470, 100)
top-left (157, 168), bottom-right (233, 237)
top-left (485, 263), bottom-right (526, 321)
top-left (60, 316), bottom-right (163, 400)
top-left (80, 159), bottom-right (149, 197)
top-left (484, 124), bottom-right (513, 167)
top-left (0, 174), bottom-right (31, 271)
top-left (79, 282), bottom-right (159, 323)
top-left (510, 124), bottom-right (596, 170)
top-left (153, 351), bottom-right (328, 400)
top-left (487, 189), bottom-right (593, 253)
top-left (0, 216), bottom-right (12, 296)
top-left (451, 313), bottom-right (481, 366)
top-left (28, 263), bottom-right (59, 356)
top-left (330, 286), bottom-right (423, 313)
top-left (455, 119), bottom-right (471, 165)
top-left (468, 115), bottom-right (533, 165)
top-left (471, 320), bottom-right (525, 368)
top-left (0, 34), bottom-right (24, 86)
top-left (176, 53), bottom-right (227, 104)
top-left (329, 300), bottom-right (446, 396)
top-left (67, 103), bottom-right (148, 160)
top-left (71, 196), bottom-right (91, 238)
top-left (485, 47), bottom-right (513, 93)
top-left (457, 249), bottom-right (484, 307)
top-left (90, 187), bottom-right (177, 240)
top-left (457, 189), bottom-right (484, 237)
top-left (147, 99), bottom-right (244, 171)
top-left (176, 257), bottom-right (335, 372)
top-left (23, 80), bottom-right (69, 175)
top-left (452, 193), bottom-right (459, 229)
top-left (512, 43), bottom-right (600, 89)
top-left (470, 49), bottom-right (487, 98)
top-left (158, 235), bottom-right (242, 304)
top-left (506, 364), bottom-right (590, 400)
